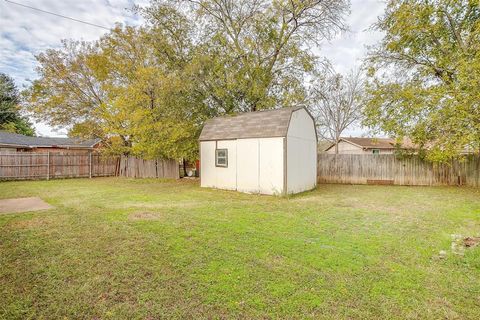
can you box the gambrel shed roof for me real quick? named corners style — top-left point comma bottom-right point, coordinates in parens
top-left (199, 106), bottom-right (306, 141)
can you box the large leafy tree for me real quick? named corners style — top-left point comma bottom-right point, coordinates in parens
top-left (148, 0), bottom-right (349, 113)
top-left (364, 0), bottom-right (480, 161)
top-left (26, 0), bottom-right (349, 160)
top-left (27, 26), bottom-right (206, 160)
top-left (26, 40), bottom-right (108, 137)
top-left (0, 73), bottom-right (34, 136)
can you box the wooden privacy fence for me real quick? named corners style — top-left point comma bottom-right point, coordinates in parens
top-left (119, 156), bottom-right (179, 179)
top-left (0, 152), bottom-right (118, 180)
top-left (0, 152), bottom-right (179, 181)
top-left (318, 154), bottom-right (480, 187)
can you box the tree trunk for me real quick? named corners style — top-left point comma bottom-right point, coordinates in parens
top-left (182, 158), bottom-right (188, 177)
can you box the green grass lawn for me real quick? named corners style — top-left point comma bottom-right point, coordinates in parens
top-left (1, 178), bottom-right (480, 319)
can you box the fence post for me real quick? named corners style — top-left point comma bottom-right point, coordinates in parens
top-left (89, 151), bottom-right (92, 178)
top-left (46, 152), bottom-right (50, 180)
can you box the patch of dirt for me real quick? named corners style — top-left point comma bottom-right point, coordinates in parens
top-left (128, 211), bottom-right (164, 221)
top-left (0, 197), bottom-right (53, 214)
top-left (463, 237), bottom-right (480, 248)
top-left (119, 201), bottom-right (199, 210)
top-left (10, 217), bottom-right (51, 229)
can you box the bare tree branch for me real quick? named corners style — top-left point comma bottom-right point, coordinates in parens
top-left (310, 66), bottom-right (365, 153)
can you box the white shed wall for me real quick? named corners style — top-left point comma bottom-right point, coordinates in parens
top-left (200, 137), bottom-right (284, 195)
top-left (200, 141), bottom-right (216, 188)
top-left (286, 109), bottom-right (317, 194)
top-left (200, 140), bottom-right (237, 190)
top-left (216, 140), bottom-right (237, 189)
top-left (236, 139), bottom-right (259, 193)
top-left (258, 137), bottom-right (284, 195)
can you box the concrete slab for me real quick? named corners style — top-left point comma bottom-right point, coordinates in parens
top-left (0, 197), bottom-right (54, 214)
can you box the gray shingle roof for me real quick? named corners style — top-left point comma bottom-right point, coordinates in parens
top-left (0, 131), bottom-right (100, 148)
top-left (199, 107), bottom-right (303, 141)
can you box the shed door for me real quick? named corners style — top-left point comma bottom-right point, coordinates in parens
top-left (237, 139), bottom-right (259, 193)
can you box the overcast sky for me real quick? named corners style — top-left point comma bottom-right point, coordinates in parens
top-left (0, 0), bottom-right (385, 137)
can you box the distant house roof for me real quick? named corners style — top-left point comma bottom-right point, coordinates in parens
top-left (341, 137), bottom-right (396, 149)
top-left (0, 131), bottom-right (101, 149)
top-left (324, 137), bottom-right (416, 152)
top-left (199, 106), bottom-right (309, 141)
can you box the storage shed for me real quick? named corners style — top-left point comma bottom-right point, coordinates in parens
top-left (199, 107), bottom-right (317, 195)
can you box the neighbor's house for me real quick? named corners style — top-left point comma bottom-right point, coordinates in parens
top-left (325, 137), bottom-right (411, 155)
top-left (0, 131), bottom-right (101, 153)
top-left (325, 137), bottom-right (477, 155)
top-left (199, 107), bottom-right (317, 195)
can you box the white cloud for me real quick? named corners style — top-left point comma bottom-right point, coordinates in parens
top-left (321, 0), bottom-right (386, 73)
top-left (0, 0), bottom-right (386, 138)
top-left (319, 0), bottom-right (386, 137)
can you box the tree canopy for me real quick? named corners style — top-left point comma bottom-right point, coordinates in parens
top-left (364, 0), bottom-right (480, 161)
top-left (0, 73), bottom-right (35, 136)
top-left (25, 0), bottom-right (349, 160)
top-left (27, 27), bottom-right (207, 160)
top-left (158, 0), bottom-right (350, 113)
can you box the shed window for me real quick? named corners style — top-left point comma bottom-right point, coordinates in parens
top-left (215, 149), bottom-right (228, 167)
top-left (372, 149), bottom-right (380, 155)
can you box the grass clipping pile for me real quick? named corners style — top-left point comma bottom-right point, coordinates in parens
top-left (463, 236), bottom-right (480, 248)
top-left (437, 235), bottom-right (480, 259)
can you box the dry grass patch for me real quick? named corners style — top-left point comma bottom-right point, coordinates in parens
top-left (120, 201), bottom-right (200, 210)
top-left (128, 211), bottom-right (165, 221)
top-left (8, 216), bottom-right (56, 230)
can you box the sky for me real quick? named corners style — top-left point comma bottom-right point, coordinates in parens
top-left (0, 0), bottom-right (386, 137)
